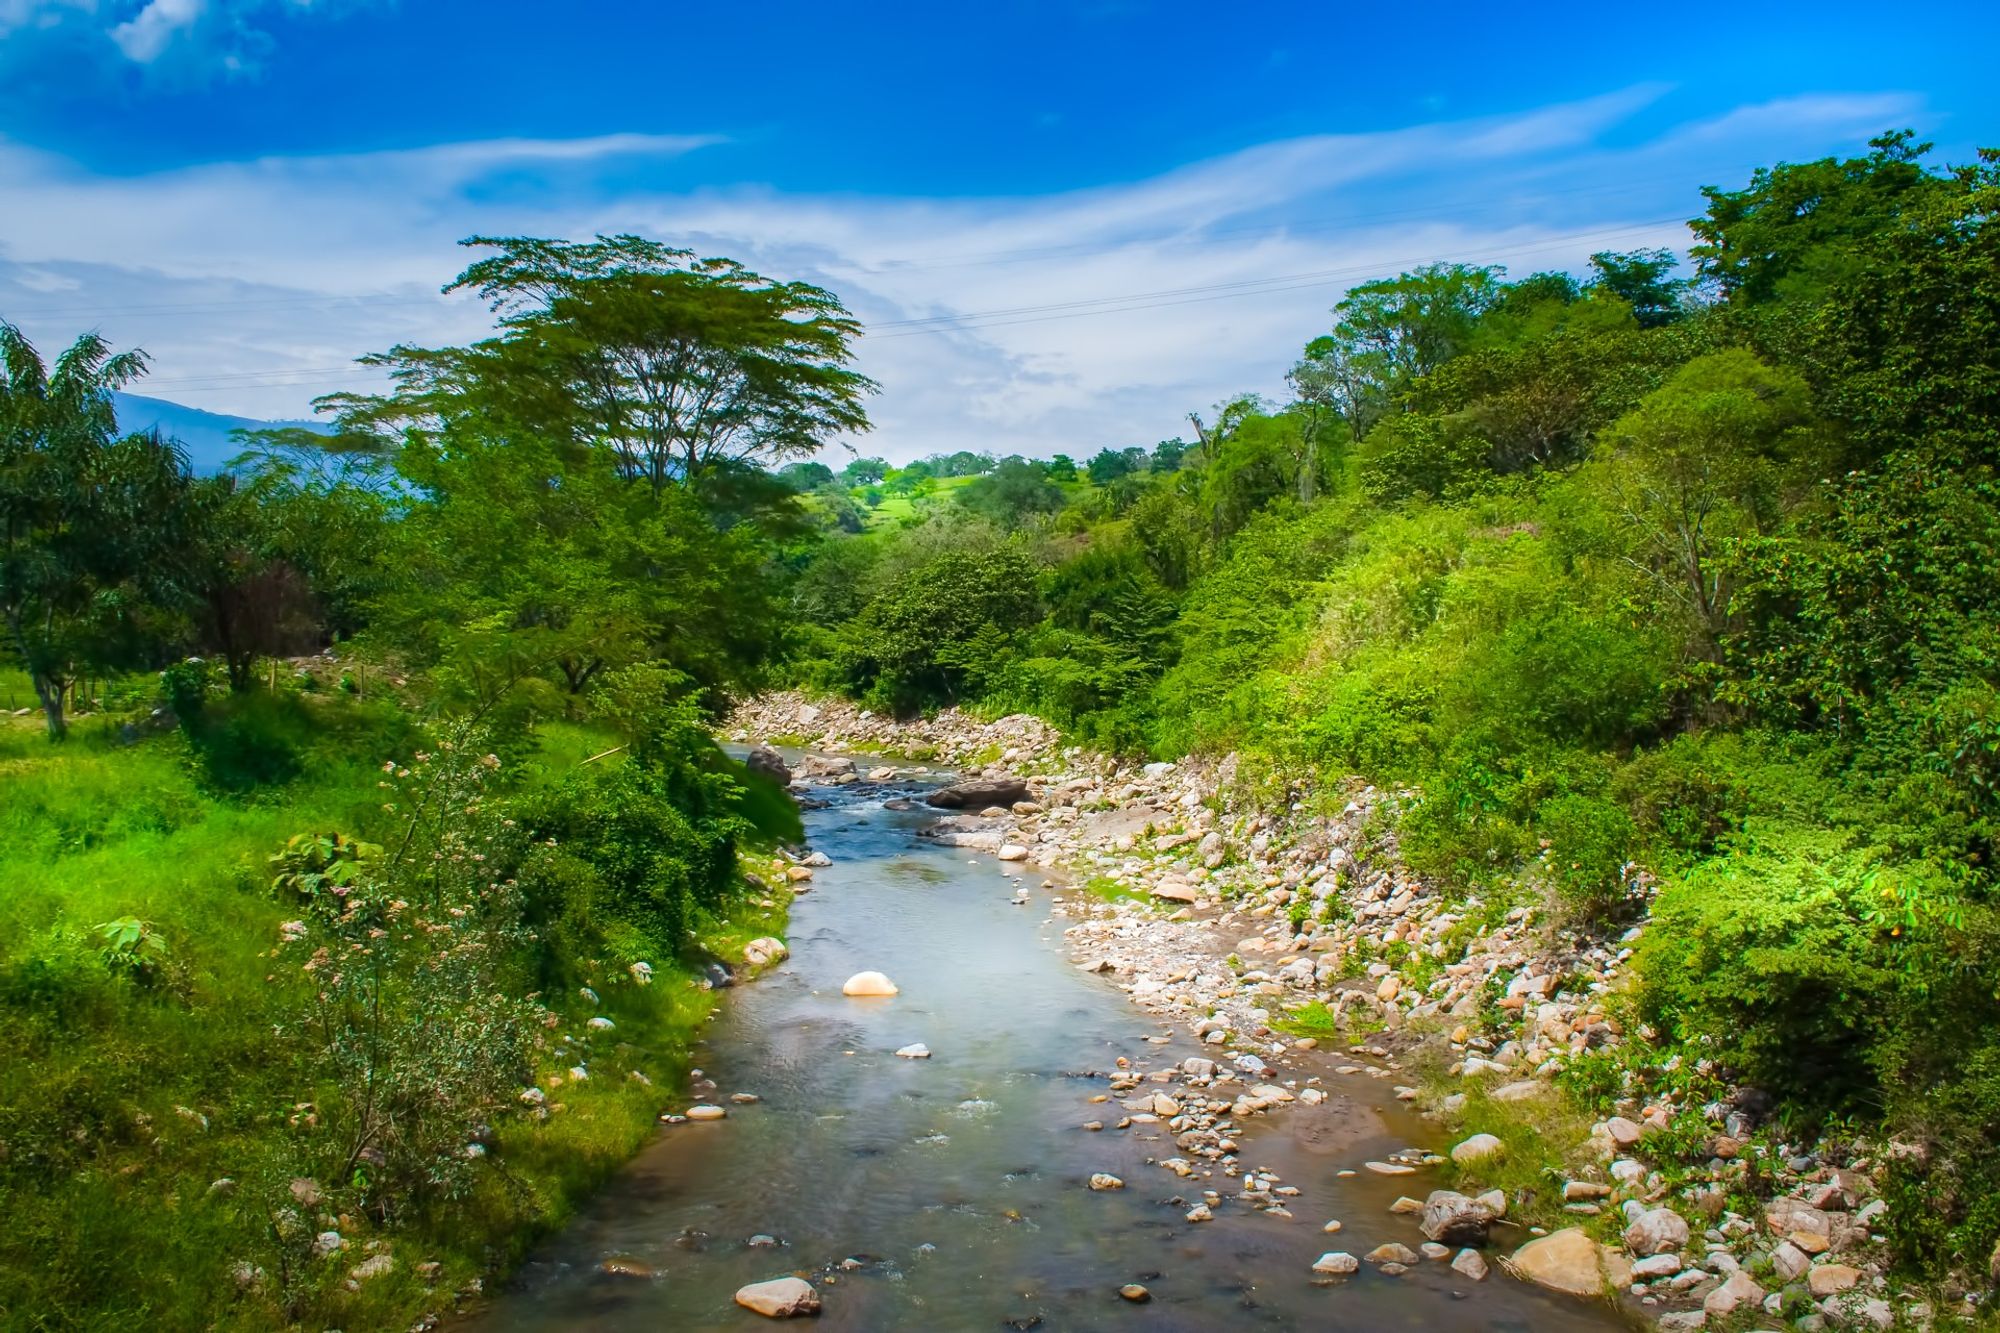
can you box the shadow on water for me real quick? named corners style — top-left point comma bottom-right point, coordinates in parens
top-left (467, 763), bottom-right (1632, 1332)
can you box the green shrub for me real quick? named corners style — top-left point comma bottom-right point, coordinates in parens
top-left (1635, 821), bottom-right (1897, 1114)
top-left (1536, 791), bottom-right (1637, 917)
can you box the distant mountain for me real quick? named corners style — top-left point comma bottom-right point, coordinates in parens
top-left (112, 392), bottom-right (331, 475)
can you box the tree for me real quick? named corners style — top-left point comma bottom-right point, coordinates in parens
top-left (1595, 350), bottom-right (1812, 651)
top-left (1690, 131), bottom-right (1945, 306)
top-left (837, 547), bottom-right (1040, 711)
top-left (960, 457), bottom-right (1066, 528)
top-left (777, 460), bottom-right (836, 491)
top-left (0, 326), bottom-right (191, 738)
top-left (1588, 249), bottom-right (1688, 328)
top-left (1299, 263), bottom-right (1505, 441)
top-left (329, 234), bottom-right (877, 491)
top-left (1086, 447), bottom-right (1148, 486)
top-left (840, 456), bottom-right (888, 485)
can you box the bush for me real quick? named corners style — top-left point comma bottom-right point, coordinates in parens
top-left (1635, 822), bottom-right (1896, 1114)
top-left (1535, 792), bottom-right (1637, 918)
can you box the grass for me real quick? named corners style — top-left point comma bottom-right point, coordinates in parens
top-left (0, 686), bottom-right (790, 1331)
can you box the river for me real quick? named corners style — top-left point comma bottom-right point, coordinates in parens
top-left (471, 764), bottom-right (1629, 1331)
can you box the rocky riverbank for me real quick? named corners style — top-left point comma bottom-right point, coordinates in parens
top-left (728, 691), bottom-right (1958, 1331)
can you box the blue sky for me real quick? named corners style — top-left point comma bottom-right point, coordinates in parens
top-left (1, 0), bottom-right (1995, 459)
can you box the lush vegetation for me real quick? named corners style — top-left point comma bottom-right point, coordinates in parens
top-left (9, 130), bottom-right (2000, 1318)
top-left (779, 134), bottom-right (2000, 1276)
top-left (0, 235), bottom-right (838, 1327)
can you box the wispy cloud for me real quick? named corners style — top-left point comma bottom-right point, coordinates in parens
top-left (0, 89), bottom-right (1927, 460)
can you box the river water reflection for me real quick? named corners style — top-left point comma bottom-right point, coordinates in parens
top-left (471, 770), bottom-right (1629, 1332)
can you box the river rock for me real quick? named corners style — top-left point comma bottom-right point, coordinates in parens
top-left (1451, 1132), bottom-right (1504, 1165)
top-left (1703, 1269), bottom-right (1765, 1315)
top-left (1452, 1248), bottom-right (1489, 1280)
top-left (1365, 1243), bottom-right (1418, 1265)
top-left (1118, 1283), bottom-right (1150, 1302)
top-left (598, 1255), bottom-right (654, 1277)
top-left (1623, 1206), bottom-right (1689, 1256)
top-left (843, 971), bottom-right (899, 996)
top-left (735, 1277), bottom-right (821, 1317)
top-left (1312, 1251), bottom-right (1359, 1275)
top-left (926, 776), bottom-right (1031, 809)
top-left (745, 746), bottom-right (792, 787)
top-left (1420, 1190), bottom-right (1495, 1245)
top-left (997, 844), bottom-right (1029, 861)
top-left (1807, 1264), bottom-right (1862, 1296)
top-left (895, 1043), bottom-right (931, 1059)
top-left (1089, 1173), bottom-right (1124, 1190)
top-left (743, 937), bottom-right (789, 967)
top-left (1505, 1227), bottom-right (1612, 1297)
top-left (686, 1104), bottom-right (726, 1120)
top-left (794, 754), bottom-right (855, 779)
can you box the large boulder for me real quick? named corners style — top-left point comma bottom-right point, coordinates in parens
top-left (926, 776), bottom-right (1031, 809)
top-left (795, 754), bottom-right (856, 779)
top-left (745, 745), bottom-right (792, 787)
top-left (735, 1277), bottom-right (821, 1317)
top-left (1420, 1190), bottom-right (1495, 1246)
top-left (1505, 1227), bottom-right (1614, 1297)
top-left (1623, 1206), bottom-right (1689, 1256)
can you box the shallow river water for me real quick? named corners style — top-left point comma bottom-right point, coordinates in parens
top-left (472, 770), bottom-right (1627, 1332)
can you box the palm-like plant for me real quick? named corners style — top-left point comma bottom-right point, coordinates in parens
top-left (0, 323), bottom-right (188, 739)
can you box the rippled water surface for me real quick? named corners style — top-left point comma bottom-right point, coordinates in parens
top-left (471, 771), bottom-right (1626, 1332)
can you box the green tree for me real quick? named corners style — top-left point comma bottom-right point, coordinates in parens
top-left (838, 547), bottom-right (1040, 711)
top-left (1594, 349), bottom-right (1813, 651)
top-left (840, 456), bottom-right (888, 485)
top-left (960, 456), bottom-right (1066, 528)
top-left (329, 234), bottom-right (877, 492)
top-left (1690, 130), bottom-right (1945, 306)
top-left (1587, 248), bottom-right (1688, 328)
top-left (0, 326), bottom-right (191, 738)
top-left (778, 460), bottom-right (836, 491)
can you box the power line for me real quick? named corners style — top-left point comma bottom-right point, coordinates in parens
top-left (866, 215), bottom-right (1690, 339)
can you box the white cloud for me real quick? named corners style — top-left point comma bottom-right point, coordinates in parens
top-left (0, 0), bottom-right (360, 77)
top-left (108, 0), bottom-right (202, 61)
top-left (0, 88), bottom-right (1927, 461)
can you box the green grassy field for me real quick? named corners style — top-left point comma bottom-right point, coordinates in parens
top-left (0, 693), bottom-right (785, 1330)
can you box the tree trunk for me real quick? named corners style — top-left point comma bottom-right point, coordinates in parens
top-left (35, 673), bottom-right (65, 741)
top-left (4, 607), bottom-right (66, 740)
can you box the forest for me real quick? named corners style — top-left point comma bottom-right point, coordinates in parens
top-left (4, 131), bottom-right (1999, 1325)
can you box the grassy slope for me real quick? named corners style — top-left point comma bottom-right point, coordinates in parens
top-left (0, 696), bottom-right (785, 1331)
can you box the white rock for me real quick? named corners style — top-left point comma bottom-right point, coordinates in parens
top-left (1312, 1251), bottom-right (1360, 1275)
top-left (1451, 1133), bottom-right (1505, 1164)
top-left (842, 971), bottom-right (899, 996)
top-left (894, 1043), bottom-right (931, 1059)
top-left (735, 1277), bottom-right (821, 1318)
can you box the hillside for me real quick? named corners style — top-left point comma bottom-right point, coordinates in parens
top-left (112, 392), bottom-right (329, 474)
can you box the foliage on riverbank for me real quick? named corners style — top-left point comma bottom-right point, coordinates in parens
top-left (779, 136), bottom-right (2000, 1282)
top-left (0, 672), bottom-right (794, 1330)
top-left (2, 235), bottom-right (837, 1327)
